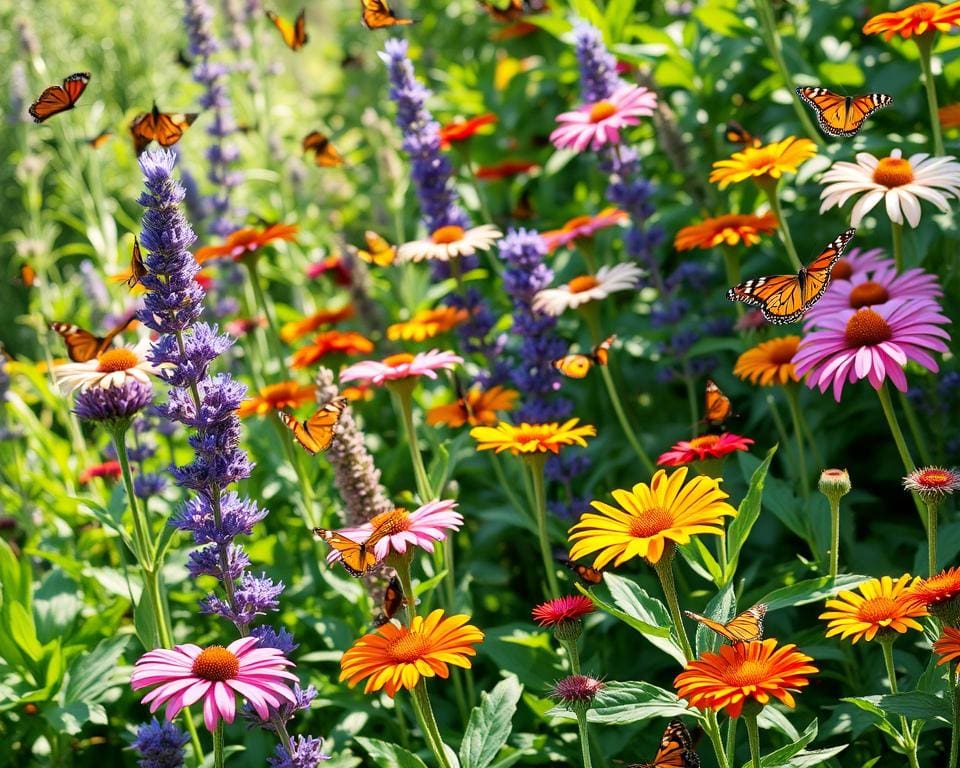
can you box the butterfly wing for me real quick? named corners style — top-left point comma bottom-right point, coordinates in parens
top-left (29, 73), bottom-right (90, 123)
top-left (724, 120), bottom-right (761, 148)
top-left (554, 354), bottom-right (593, 379)
top-left (267, 9), bottom-right (308, 49)
top-left (293, 9), bottom-right (309, 48)
top-left (127, 237), bottom-right (147, 289)
top-left (50, 323), bottom-right (104, 363)
top-left (704, 379), bottom-right (732, 426)
top-left (592, 334), bottom-right (616, 366)
top-left (153, 111), bottom-right (198, 148)
top-left (727, 273), bottom-right (805, 325)
top-left (683, 610), bottom-right (737, 643)
top-left (630, 720), bottom-right (700, 768)
top-left (86, 130), bottom-right (112, 149)
top-left (724, 605), bottom-right (767, 642)
top-left (378, 575), bottom-right (405, 623)
top-left (361, 0), bottom-right (414, 28)
top-left (280, 397), bottom-right (348, 454)
top-left (798, 228), bottom-right (857, 307)
top-left (313, 528), bottom-right (379, 577)
top-left (797, 87), bottom-right (892, 137)
top-left (358, 231), bottom-right (396, 266)
top-left (558, 557), bottom-right (604, 586)
top-left (303, 131), bottom-right (344, 167)
top-left (130, 111), bottom-right (156, 155)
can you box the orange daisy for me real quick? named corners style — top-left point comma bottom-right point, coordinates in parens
top-left (674, 212), bottom-right (779, 251)
top-left (819, 575), bottom-right (928, 644)
top-left (939, 103), bottom-right (960, 129)
top-left (733, 336), bottom-right (801, 387)
top-left (339, 609), bottom-right (484, 697)
top-left (387, 307), bottom-right (470, 342)
top-left (863, 2), bottom-right (960, 41)
top-left (237, 381), bottom-right (316, 418)
top-left (674, 639), bottom-right (818, 718)
top-left (439, 114), bottom-right (497, 149)
top-left (195, 223), bottom-right (299, 264)
top-left (427, 385), bottom-right (519, 427)
top-left (280, 305), bottom-right (356, 343)
top-left (541, 208), bottom-right (628, 252)
top-left (907, 566), bottom-right (960, 610)
top-left (709, 137), bottom-right (817, 190)
top-left (290, 331), bottom-right (375, 369)
top-left (933, 626), bottom-right (960, 665)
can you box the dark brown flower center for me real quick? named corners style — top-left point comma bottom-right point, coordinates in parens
top-left (848, 281), bottom-right (890, 309)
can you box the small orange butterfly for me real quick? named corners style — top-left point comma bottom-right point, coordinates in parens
top-left (361, 0), bottom-right (414, 28)
top-left (278, 397), bottom-right (348, 454)
top-left (50, 315), bottom-right (136, 363)
top-left (84, 130), bottom-right (113, 149)
top-left (126, 237), bottom-right (148, 290)
top-left (373, 575), bottom-right (405, 626)
top-left (130, 103), bottom-right (198, 155)
top-left (724, 120), bottom-right (761, 149)
top-left (684, 604), bottom-right (767, 644)
top-left (554, 335), bottom-right (615, 379)
top-left (796, 87), bottom-right (892, 138)
top-left (703, 380), bottom-right (733, 428)
top-left (312, 529), bottom-right (380, 577)
top-left (628, 719), bottom-right (700, 768)
top-left (356, 231), bottom-right (396, 266)
top-left (266, 8), bottom-right (308, 50)
top-left (557, 555), bottom-right (604, 586)
top-left (302, 131), bottom-right (344, 167)
top-left (29, 73), bottom-right (91, 123)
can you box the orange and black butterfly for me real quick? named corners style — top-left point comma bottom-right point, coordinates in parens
top-left (278, 397), bottom-right (348, 454)
top-left (703, 380), bottom-right (733, 428)
top-left (477, 0), bottom-right (546, 22)
top-left (683, 604), bottom-right (766, 644)
top-left (727, 228), bottom-right (856, 324)
top-left (313, 529), bottom-right (380, 577)
top-left (361, 0), bottom-right (414, 28)
top-left (796, 87), bottom-right (893, 137)
top-left (628, 720), bottom-right (700, 768)
top-left (302, 131), bottom-right (344, 168)
top-left (266, 8), bottom-right (308, 50)
top-left (126, 237), bottom-right (147, 289)
top-left (554, 335), bottom-right (615, 379)
top-left (356, 231), bottom-right (396, 266)
top-left (373, 575), bottom-right (405, 626)
top-left (50, 315), bottom-right (135, 363)
top-left (557, 555), bottom-right (604, 586)
top-left (29, 72), bottom-right (91, 123)
top-left (724, 120), bottom-right (761, 149)
top-left (84, 130), bottom-right (113, 149)
top-left (130, 103), bottom-right (198, 155)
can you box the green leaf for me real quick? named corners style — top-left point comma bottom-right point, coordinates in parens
top-left (9, 602), bottom-right (43, 663)
top-left (692, 582), bottom-right (736, 658)
top-left (414, 570), bottom-right (449, 598)
top-left (677, 537), bottom-right (722, 585)
top-left (726, 445), bottom-right (778, 580)
top-left (133, 586), bottom-right (161, 651)
top-left (758, 719), bottom-right (816, 766)
top-left (356, 737), bottom-right (429, 768)
top-left (759, 574), bottom-right (869, 611)
top-left (43, 701), bottom-right (107, 736)
top-left (459, 676), bottom-right (523, 768)
top-left (841, 697), bottom-right (901, 740)
top-left (876, 691), bottom-right (950, 722)
top-left (604, 0), bottom-right (637, 42)
top-left (548, 681), bottom-right (692, 724)
top-left (576, 584), bottom-right (670, 636)
top-left (0, 537), bottom-right (30, 607)
top-left (63, 635), bottom-right (129, 704)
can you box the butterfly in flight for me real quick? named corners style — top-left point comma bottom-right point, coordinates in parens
top-left (628, 719), bottom-right (700, 768)
top-left (684, 604), bottom-right (767, 644)
top-left (724, 120), bottom-right (762, 149)
top-left (726, 228), bottom-right (856, 324)
top-left (361, 0), bottom-right (414, 28)
top-left (266, 8), bottom-right (308, 50)
top-left (554, 335), bottom-right (616, 379)
top-left (477, 0), bottom-right (547, 22)
top-left (278, 397), bottom-right (349, 454)
top-left (703, 380), bottom-right (733, 428)
top-left (50, 315), bottom-right (136, 363)
top-left (302, 131), bottom-right (344, 167)
top-left (373, 575), bottom-right (405, 626)
top-left (556, 554), bottom-right (604, 586)
top-left (126, 237), bottom-right (147, 290)
top-left (796, 87), bottom-right (893, 137)
top-left (29, 72), bottom-right (91, 123)
top-left (130, 103), bottom-right (198, 155)
top-left (356, 231), bottom-right (396, 267)
top-left (84, 130), bottom-right (113, 149)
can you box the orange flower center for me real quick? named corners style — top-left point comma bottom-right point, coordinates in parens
top-left (688, 435), bottom-right (720, 450)
top-left (383, 353), bottom-right (416, 367)
top-left (628, 507), bottom-right (674, 539)
top-left (563, 215), bottom-right (593, 232)
top-left (873, 157), bottom-right (914, 188)
top-left (848, 281), bottom-right (890, 309)
top-left (368, 508), bottom-right (411, 536)
top-left (917, 469), bottom-right (952, 487)
top-left (568, 275), bottom-right (600, 293)
top-left (844, 308), bottom-right (892, 347)
top-left (724, 658), bottom-right (772, 687)
top-left (831, 260), bottom-right (853, 280)
top-left (741, 147), bottom-right (777, 173)
top-left (857, 597), bottom-right (898, 625)
top-left (96, 348), bottom-right (139, 372)
top-left (767, 340), bottom-right (798, 365)
top-left (191, 646), bottom-right (240, 681)
top-left (589, 101), bottom-right (617, 123)
top-left (387, 632), bottom-right (430, 663)
top-left (431, 225), bottom-right (466, 244)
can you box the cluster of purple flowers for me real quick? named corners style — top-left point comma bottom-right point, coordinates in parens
top-left (132, 718), bottom-right (189, 768)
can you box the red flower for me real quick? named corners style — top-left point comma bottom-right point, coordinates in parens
top-left (79, 460), bottom-right (122, 483)
top-left (657, 433), bottom-right (754, 466)
top-left (195, 223), bottom-right (298, 264)
top-left (306, 255), bottom-right (352, 286)
top-left (439, 114), bottom-right (497, 149)
top-left (531, 595), bottom-right (595, 627)
top-left (475, 160), bottom-right (540, 181)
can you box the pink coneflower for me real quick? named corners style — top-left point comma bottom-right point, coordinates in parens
top-left (79, 460), bottom-right (122, 484)
top-left (550, 85), bottom-right (657, 152)
top-left (340, 350), bottom-right (463, 387)
top-left (903, 467), bottom-right (960, 500)
top-left (793, 298), bottom-right (951, 401)
top-left (541, 208), bottom-right (628, 252)
top-left (131, 637), bottom-right (298, 732)
top-left (829, 247), bottom-right (893, 282)
top-left (532, 595), bottom-right (595, 627)
top-left (657, 433), bottom-right (754, 467)
top-left (806, 263), bottom-right (942, 322)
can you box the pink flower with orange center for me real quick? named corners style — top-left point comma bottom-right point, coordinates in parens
top-left (541, 208), bottom-right (628, 252)
top-left (531, 595), bottom-right (595, 627)
top-left (657, 433), bottom-right (754, 467)
top-left (340, 350), bottom-right (462, 387)
top-left (550, 85), bottom-right (658, 152)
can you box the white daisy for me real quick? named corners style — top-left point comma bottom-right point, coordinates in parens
top-left (819, 148), bottom-right (960, 228)
top-left (54, 339), bottom-right (164, 394)
top-left (395, 224), bottom-right (502, 264)
top-left (532, 262), bottom-right (644, 317)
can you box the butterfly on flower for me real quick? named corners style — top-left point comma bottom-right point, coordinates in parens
top-left (723, 120), bottom-right (761, 149)
top-left (703, 380), bottom-right (733, 428)
top-left (726, 228), bottom-right (856, 324)
top-left (684, 604), bottom-right (767, 644)
top-left (50, 315), bottom-right (136, 363)
top-left (360, 0), bottom-right (414, 28)
top-left (373, 575), bottom-right (405, 626)
top-left (313, 529), bottom-right (381, 577)
top-left (628, 719), bottom-right (700, 768)
top-left (302, 131), bottom-right (344, 167)
top-left (84, 130), bottom-right (113, 149)
top-left (278, 397), bottom-right (349, 454)
top-left (553, 335), bottom-right (616, 379)
top-left (126, 237), bottom-right (147, 290)
top-left (29, 72), bottom-right (91, 123)
top-left (477, 0), bottom-right (547, 22)
top-left (356, 231), bottom-right (396, 266)
top-left (796, 87), bottom-right (893, 138)
top-left (266, 8), bottom-right (308, 50)
top-left (556, 554), bottom-right (604, 586)
top-left (130, 103), bottom-right (198, 155)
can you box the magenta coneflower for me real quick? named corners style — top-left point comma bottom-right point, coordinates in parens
top-left (829, 246), bottom-right (892, 282)
top-left (657, 433), bottom-right (754, 467)
top-left (793, 298), bottom-right (951, 401)
top-left (340, 350), bottom-right (463, 387)
top-left (551, 674), bottom-right (604, 705)
top-left (532, 595), bottom-right (595, 627)
top-left (806, 263), bottom-right (942, 322)
top-left (550, 85), bottom-right (657, 152)
top-left (131, 637), bottom-right (298, 731)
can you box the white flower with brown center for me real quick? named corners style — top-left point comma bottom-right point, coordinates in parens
top-left (532, 262), bottom-right (643, 316)
top-left (395, 224), bottom-right (502, 263)
top-left (54, 340), bottom-right (164, 394)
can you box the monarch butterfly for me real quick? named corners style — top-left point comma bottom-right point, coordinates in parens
top-left (477, 0), bottom-right (546, 21)
top-left (356, 231), bottom-right (396, 266)
top-left (557, 555), bottom-right (604, 586)
top-left (312, 529), bottom-right (381, 577)
top-left (628, 719), bottom-right (700, 768)
top-left (724, 120), bottom-right (761, 149)
top-left (84, 130), bottom-right (113, 149)
top-left (130, 103), bottom-right (198, 155)
top-left (796, 87), bottom-right (893, 138)
top-left (266, 8), bottom-right (308, 50)
top-left (29, 72), bottom-right (91, 123)
top-left (50, 315), bottom-right (136, 363)
top-left (302, 131), bottom-right (344, 167)
top-left (278, 397), bottom-right (348, 454)
top-left (127, 237), bottom-right (147, 289)
top-left (683, 604), bottom-right (767, 644)
top-left (553, 335), bottom-right (616, 379)
top-left (361, 0), bottom-right (414, 28)
top-left (726, 228), bottom-right (856, 324)
top-left (703, 380), bottom-right (733, 428)
top-left (373, 575), bottom-right (405, 626)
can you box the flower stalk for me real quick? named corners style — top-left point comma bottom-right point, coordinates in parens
top-left (916, 34), bottom-right (946, 157)
top-left (880, 636), bottom-right (922, 768)
top-left (891, 221), bottom-right (905, 272)
top-left (528, 454), bottom-right (561, 600)
top-left (745, 712), bottom-right (761, 768)
top-left (653, 552), bottom-right (694, 662)
top-left (574, 708), bottom-right (594, 768)
top-left (876, 384), bottom-right (927, 524)
top-left (411, 681), bottom-right (453, 768)
top-left (758, 179), bottom-right (803, 272)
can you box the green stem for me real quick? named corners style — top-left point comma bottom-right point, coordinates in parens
top-left (897, 390), bottom-right (933, 466)
top-left (704, 710), bottom-right (730, 768)
top-left (892, 221), bottom-right (905, 272)
top-left (949, 664), bottom-right (959, 768)
top-left (745, 714), bottom-right (762, 768)
top-left (489, 453), bottom-right (528, 519)
top-left (392, 554), bottom-right (418, 624)
top-left (653, 553), bottom-right (694, 662)
top-left (783, 386), bottom-right (810, 499)
top-left (560, 637), bottom-right (582, 675)
top-left (391, 385), bottom-right (435, 503)
top-left (574, 708), bottom-right (594, 768)
top-left (244, 258), bottom-right (284, 378)
top-left (927, 501), bottom-right (939, 578)
top-left (916, 34), bottom-right (946, 157)
top-left (828, 494), bottom-right (841, 581)
top-left (411, 682), bottom-right (453, 768)
top-left (876, 384), bottom-right (927, 526)
top-left (529, 455), bottom-right (561, 600)
top-left (761, 182), bottom-right (803, 272)
top-left (112, 428), bottom-right (152, 566)
top-left (213, 720), bottom-right (224, 768)
top-left (725, 715), bottom-right (738, 767)
top-left (681, 360), bottom-right (700, 438)
top-left (598, 347), bottom-right (655, 473)
top-left (881, 637), bottom-right (919, 766)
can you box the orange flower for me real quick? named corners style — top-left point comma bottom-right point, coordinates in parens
top-left (541, 208), bottom-right (628, 252)
top-left (427, 385), bottom-right (519, 427)
top-left (439, 114), bottom-right (497, 148)
top-left (863, 2), bottom-right (960, 40)
top-left (290, 331), bottom-right (375, 369)
top-left (908, 566), bottom-right (960, 608)
top-left (237, 381), bottom-right (316, 418)
top-left (674, 639), bottom-right (818, 718)
top-left (674, 212), bottom-right (778, 251)
top-left (819, 575), bottom-right (928, 644)
top-left (306, 255), bottom-right (352, 285)
top-left (940, 103), bottom-right (960, 129)
top-left (733, 336), bottom-right (801, 387)
top-left (339, 609), bottom-right (484, 697)
top-left (387, 307), bottom-right (469, 342)
top-left (280, 305), bottom-right (356, 343)
top-left (933, 626), bottom-right (960, 665)
top-left (709, 137), bottom-right (817, 190)
top-left (475, 160), bottom-right (540, 180)
top-left (195, 223), bottom-right (298, 264)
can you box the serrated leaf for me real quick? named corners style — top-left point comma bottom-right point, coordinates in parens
top-left (356, 737), bottom-right (429, 768)
top-left (877, 691), bottom-right (950, 722)
top-left (575, 583), bottom-right (670, 638)
top-left (63, 635), bottom-right (129, 704)
top-left (759, 574), bottom-right (869, 611)
top-left (549, 681), bottom-right (692, 724)
top-left (459, 676), bottom-right (523, 768)
top-left (726, 445), bottom-right (778, 581)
